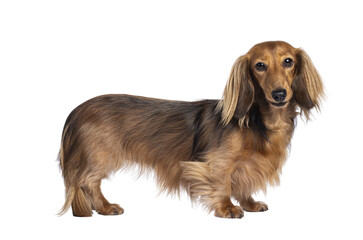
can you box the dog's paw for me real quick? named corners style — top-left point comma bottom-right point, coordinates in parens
top-left (96, 203), bottom-right (124, 216)
top-left (242, 201), bottom-right (268, 212)
top-left (214, 205), bottom-right (244, 219)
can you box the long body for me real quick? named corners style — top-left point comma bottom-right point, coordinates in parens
top-left (61, 95), bottom-right (227, 195)
top-left (59, 41), bottom-right (323, 218)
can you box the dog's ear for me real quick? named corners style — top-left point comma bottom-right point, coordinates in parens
top-left (217, 55), bottom-right (254, 126)
top-left (293, 49), bottom-right (324, 119)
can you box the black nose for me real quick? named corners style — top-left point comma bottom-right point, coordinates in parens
top-left (271, 89), bottom-right (287, 102)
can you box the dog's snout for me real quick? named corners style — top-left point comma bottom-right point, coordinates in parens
top-left (271, 89), bottom-right (287, 102)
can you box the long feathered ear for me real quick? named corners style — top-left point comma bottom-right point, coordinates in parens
top-left (217, 55), bottom-right (254, 127)
top-left (293, 49), bottom-right (324, 119)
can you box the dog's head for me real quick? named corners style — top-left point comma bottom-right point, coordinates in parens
top-left (218, 41), bottom-right (324, 126)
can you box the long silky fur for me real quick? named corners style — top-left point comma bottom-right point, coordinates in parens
top-left (58, 41), bottom-right (324, 217)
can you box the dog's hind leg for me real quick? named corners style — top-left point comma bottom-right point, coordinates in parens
top-left (82, 180), bottom-right (124, 216)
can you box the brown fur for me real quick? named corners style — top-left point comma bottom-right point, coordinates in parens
top-left (58, 41), bottom-right (324, 218)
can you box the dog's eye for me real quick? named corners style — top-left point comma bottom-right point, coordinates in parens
top-left (283, 58), bottom-right (294, 68)
top-left (255, 62), bottom-right (267, 71)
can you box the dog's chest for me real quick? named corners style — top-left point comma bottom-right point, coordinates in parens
top-left (230, 127), bottom-right (292, 195)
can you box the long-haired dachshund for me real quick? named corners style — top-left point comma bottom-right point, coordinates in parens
top-left (58, 41), bottom-right (324, 218)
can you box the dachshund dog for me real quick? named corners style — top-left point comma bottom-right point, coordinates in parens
top-left (58, 41), bottom-right (324, 218)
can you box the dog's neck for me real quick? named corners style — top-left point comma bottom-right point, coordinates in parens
top-left (242, 99), bottom-right (296, 151)
top-left (260, 101), bottom-right (296, 132)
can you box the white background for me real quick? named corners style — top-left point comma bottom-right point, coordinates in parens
top-left (1, 0), bottom-right (362, 239)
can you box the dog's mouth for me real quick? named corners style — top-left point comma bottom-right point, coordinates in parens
top-left (269, 101), bottom-right (288, 107)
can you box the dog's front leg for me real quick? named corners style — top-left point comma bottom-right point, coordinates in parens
top-left (210, 167), bottom-right (244, 219)
top-left (181, 161), bottom-right (244, 218)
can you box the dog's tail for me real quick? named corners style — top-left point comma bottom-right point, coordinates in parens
top-left (58, 122), bottom-right (71, 215)
top-left (58, 116), bottom-right (93, 217)
top-left (58, 185), bottom-right (93, 217)
top-left (58, 184), bottom-right (76, 216)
